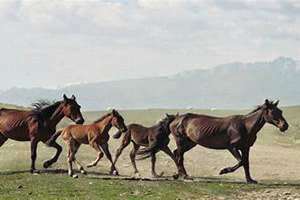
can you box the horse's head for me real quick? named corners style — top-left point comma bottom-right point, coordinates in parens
top-left (158, 113), bottom-right (178, 134)
top-left (61, 94), bottom-right (85, 124)
top-left (111, 109), bottom-right (127, 132)
top-left (164, 113), bottom-right (177, 125)
top-left (262, 99), bottom-right (288, 132)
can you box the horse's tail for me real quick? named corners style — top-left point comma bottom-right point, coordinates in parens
top-left (136, 141), bottom-right (160, 160)
top-left (45, 129), bottom-right (63, 146)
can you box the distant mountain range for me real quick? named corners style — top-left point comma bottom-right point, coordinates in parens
top-left (0, 57), bottom-right (299, 110)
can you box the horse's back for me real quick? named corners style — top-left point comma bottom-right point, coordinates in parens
top-left (172, 113), bottom-right (242, 149)
top-left (128, 123), bottom-right (154, 145)
top-left (61, 124), bottom-right (92, 144)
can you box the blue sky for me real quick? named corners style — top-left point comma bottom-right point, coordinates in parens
top-left (0, 0), bottom-right (299, 90)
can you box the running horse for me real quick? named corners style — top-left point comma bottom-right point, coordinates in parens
top-left (170, 99), bottom-right (288, 183)
top-left (113, 114), bottom-right (178, 178)
top-left (0, 94), bottom-right (84, 173)
top-left (48, 109), bottom-right (127, 178)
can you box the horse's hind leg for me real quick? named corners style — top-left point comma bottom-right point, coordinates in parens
top-left (71, 142), bottom-right (86, 174)
top-left (219, 147), bottom-right (242, 175)
top-left (30, 138), bottom-right (39, 173)
top-left (43, 140), bottom-right (62, 169)
top-left (113, 135), bottom-right (130, 166)
top-left (130, 143), bottom-right (140, 177)
top-left (99, 142), bottom-right (118, 175)
top-left (87, 142), bottom-right (104, 168)
top-left (173, 138), bottom-right (196, 179)
top-left (151, 152), bottom-right (163, 178)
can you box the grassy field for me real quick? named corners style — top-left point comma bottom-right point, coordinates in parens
top-left (0, 105), bottom-right (300, 199)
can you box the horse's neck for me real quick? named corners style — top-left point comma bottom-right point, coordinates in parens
top-left (95, 115), bottom-right (113, 134)
top-left (47, 104), bottom-right (64, 128)
top-left (244, 109), bottom-right (265, 135)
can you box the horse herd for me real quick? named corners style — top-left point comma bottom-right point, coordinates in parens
top-left (0, 94), bottom-right (289, 184)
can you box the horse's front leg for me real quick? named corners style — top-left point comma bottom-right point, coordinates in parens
top-left (219, 147), bottom-right (242, 175)
top-left (100, 142), bottom-right (118, 176)
top-left (30, 139), bottom-right (39, 173)
top-left (241, 147), bottom-right (257, 184)
top-left (43, 140), bottom-right (62, 168)
top-left (173, 138), bottom-right (196, 180)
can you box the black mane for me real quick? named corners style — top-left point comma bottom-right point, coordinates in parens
top-left (31, 101), bottom-right (62, 119)
top-left (247, 105), bottom-right (263, 115)
top-left (157, 115), bottom-right (175, 136)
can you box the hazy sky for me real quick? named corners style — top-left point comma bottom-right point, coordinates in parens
top-left (0, 0), bottom-right (299, 90)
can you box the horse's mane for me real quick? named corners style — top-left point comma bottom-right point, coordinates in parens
top-left (157, 115), bottom-right (175, 135)
top-left (93, 113), bottom-right (112, 123)
top-left (247, 105), bottom-right (263, 115)
top-left (31, 101), bottom-right (62, 119)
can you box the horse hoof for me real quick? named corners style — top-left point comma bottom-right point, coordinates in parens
top-left (43, 161), bottom-right (52, 169)
top-left (111, 170), bottom-right (118, 176)
top-left (173, 174), bottom-right (179, 180)
top-left (219, 168), bottom-right (229, 175)
top-left (134, 172), bottom-right (141, 179)
top-left (247, 179), bottom-right (258, 184)
top-left (152, 172), bottom-right (164, 178)
top-left (86, 164), bottom-right (96, 168)
top-left (81, 170), bottom-right (87, 175)
top-left (72, 174), bottom-right (79, 179)
top-left (30, 169), bottom-right (40, 174)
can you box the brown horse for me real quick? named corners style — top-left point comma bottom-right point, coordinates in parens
top-left (168, 99), bottom-right (288, 183)
top-left (113, 114), bottom-right (178, 178)
top-left (48, 109), bottom-right (127, 178)
top-left (0, 94), bottom-right (84, 173)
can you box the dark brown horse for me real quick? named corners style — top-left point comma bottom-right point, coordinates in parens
top-left (169, 99), bottom-right (288, 183)
top-left (113, 114), bottom-right (178, 178)
top-left (48, 109), bottom-right (127, 178)
top-left (0, 94), bottom-right (84, 173)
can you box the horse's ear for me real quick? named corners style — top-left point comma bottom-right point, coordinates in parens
top-left (265, 99), bottom-right (270, 106)
top-left (71, 95), bottom-right (76, 100)
top-left (274, 100), bottom-right (279, 107)
top-left (176, 112), bottom-right (179, 117)
top-left (63, 94), bottom-right (68, 102)
top-left (165, 113), bottom-right (170, 118)
top-left (112, 109), bottom-right (117, 116)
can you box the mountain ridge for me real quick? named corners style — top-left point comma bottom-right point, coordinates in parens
top-left (0, 57), bottom-right (299, 110)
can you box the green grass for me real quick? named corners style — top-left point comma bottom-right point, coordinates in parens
top-left (0, 173), bottom-right (274, 200)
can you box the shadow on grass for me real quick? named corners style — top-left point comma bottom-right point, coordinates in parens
top-left (0, 168), bottom-right (107, 176)
top-left (1, 169), bottom-right (300, 187)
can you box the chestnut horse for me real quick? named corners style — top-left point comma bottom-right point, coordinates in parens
top-left (48, 109), bottom-right (127, 178)
top-left (0, 94), bottom-right (84, 173)
top-left (169, 99), bottom-right (288, 183)
top-left (113, 114), bottom-right (178, 178)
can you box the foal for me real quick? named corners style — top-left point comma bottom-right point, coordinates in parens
top-left (50, 109), bottom-right (127, 178)
top-left (113, 114), bottom-right (177, 178)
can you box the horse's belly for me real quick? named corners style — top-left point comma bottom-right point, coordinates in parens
top-left (195, 134), bottom-right (230, 150)
top-left (1, 127), bottom-right (30, 141)
top-left (74, 135), bottom-right (89, 144)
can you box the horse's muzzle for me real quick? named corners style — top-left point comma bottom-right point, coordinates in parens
top-left (75, 118), bottom-right (85, 124)
top-left (279, 122), bottom-right (289, 132)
